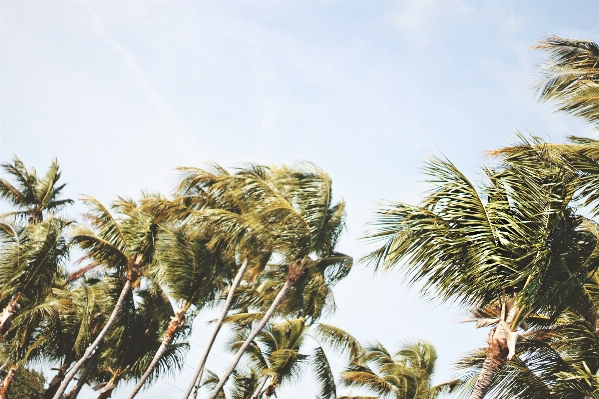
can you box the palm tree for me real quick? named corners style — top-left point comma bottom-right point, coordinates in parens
top-left (0, 275), bottom-right (73, 398)
top-left (456, 308), bottom-right (599, 399)
top-left (89, 282), bottom-right (188, 399)
top-left (176, 165), bottom-right (272, 399)
top-left (204, 163), bottom-right (351, 399)
top-left (52, 196), bottom-right (162, 399)
top-left (222, 318), bottom-right (338, 399)
top-left (0, 216), bottom-right (70, 396)
top-left (40, 276), bottom-right (113, 399)
top-left (126, 220), bottom-right (233, 398)
top-left (534, 36), bottom-right (599, 128)
top-left (0, 217), bottom-right (70, 336)
top-left (0, 157), bottom-right (73, 223)
top-left (339, 340), bottom-right (458, 399)
top-left (363, 136), bottom-right (599, 399)
top-left (180, 163), bottom-right (351, 399)
top-left (0, 157), bottom-right (72, 395)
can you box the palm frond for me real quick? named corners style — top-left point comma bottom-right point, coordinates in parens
top-left (312, 345), bottom-right (337, 399)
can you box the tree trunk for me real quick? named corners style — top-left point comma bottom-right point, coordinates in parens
top-left (0, 298), bottom-right (19, 337)
top-left (0, 367), bottom-right (16, 399)
top-left (469, 300), bottom-right (520, 399)
top-left (65, 343), bottom-right (102, 399)
top-left (469, 337), bottom-right (508, 399)
top-left (251, 376), bottom-right (269, 399)
top-left (183, 257), bottom-right (250, 399)
top-left (127, 307), bottom-right (186, 399)
top-left (97, 373), bottom-right (121, 399)
top-left (207, 261), bottom-right (305, 399)
top-left (52, 279), bottom-right (133, 399)
top-left (44, 357), bottom-right (74, 399)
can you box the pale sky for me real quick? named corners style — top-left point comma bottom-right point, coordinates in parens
top-left (1, 1), bottom-right (598, 398)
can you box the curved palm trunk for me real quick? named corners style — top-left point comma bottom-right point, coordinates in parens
top-left (0, 366), bottom-right (17, 399)
top-left (207, 260), bottom-right (306, 399)
top-left (127, 307), bottom-right (186, 399)
top-left (469, 303), bottom-right (520, 399)
top-left (251, 376), bottom-right (269, 399)
top-left (182, 258), bottom-right (250, 399)
top-left (52, 280), bottom-right (132, 399)
top-left (65, 343), bottom-right (102, 399)
top-left (469, 339), bottom-right (507, 399)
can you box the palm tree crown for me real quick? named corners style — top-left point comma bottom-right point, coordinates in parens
top-left (339, 340), bottom-right (457, 399)
top-left (0, 157), bottom-right (72, 223)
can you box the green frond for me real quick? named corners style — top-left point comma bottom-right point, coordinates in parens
top-left (535, 36), bottom-right (599, 127)
top-left (340, 369), bottom-right (397, 399)
top-left (314, 324), bottom-right (363, 360)
top-left (202, 369), bottom-right (228, 399)
top-left (228, 367), bottom-right (263, 399)
top-left (69, 226), bottom-right (128, 271)
top-left (79, 196), bottom-right (127, 252)
top-left (312, 345), bottom-right (337, 399)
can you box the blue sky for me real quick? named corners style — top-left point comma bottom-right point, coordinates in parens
top-left (1, 1), bottom-right (598, 398)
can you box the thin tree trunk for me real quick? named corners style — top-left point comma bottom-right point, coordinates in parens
top-left (0, 298), bottom-right (19, 337)
top-left (182, 257), bottom-right (250, 399)
top-left (469, 301), bottom-right (519, 399)
top-left (207, 276), bottom-right (298, 399)
top-left (127, 308), bottom-right (186, 399)
top-left (0, 367), bottom-right (16, 399)
top-left (469, 339), bottom-right (507, 399)
top-left (65, 343), bottom-right (102, 399)
top-left (52, 280), bottom-right (132, 399)
top-left (251, 376), bottom-right (269, 399)
top-left (44, 357), bottom-right (74, 399)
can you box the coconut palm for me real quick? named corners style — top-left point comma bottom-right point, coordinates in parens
top-left (0, 275), bottom-right (73, 398)
top-left (0, 157), bottom-right (73, 394)
top-left (0, 217), bottom-right (68, 395)
top-left (0, 157), bottom-right (73, 223)
top-left (176, 165), bottom-right (273, 399)
top-left (0, 216), bottom-right (70, 336)
top-left (0, 216), bottom-right (71, 397)
top-left (363, 136), bottom-right (599, 399)
top-left (126, 220), bottom-right (234, 398)
top-left (180, 163), bottom-right (351, 399)
top-left (203, 163), bottom-right (351, 399)
top-left (230, 249), bottom-right (350, 326)
top-left (221, 318), bottom-right (338, 399)
top-left (0, 268), bottom-right (113, 398)
top-left (456, 308), bottom-right (599, 399)
top-left (339, 340), bottom-right (458, 399)
top-left (89, 282), bottom-right (188, 399)
top-left (534, 36), bottom-right (599, 128)
top-left (52, 196), bottom-right (163, 399)
top-left (38, 276), bottom-right (113, 399)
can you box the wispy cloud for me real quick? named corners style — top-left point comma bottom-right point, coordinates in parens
top-left (90, 11), bottom-right (191, 133)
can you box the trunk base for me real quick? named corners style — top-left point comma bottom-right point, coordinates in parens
top-left (469, 328), bottom-right (509, 399)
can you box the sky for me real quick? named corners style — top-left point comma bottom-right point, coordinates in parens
top-left (1, 1), bottom-right (599, 398)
